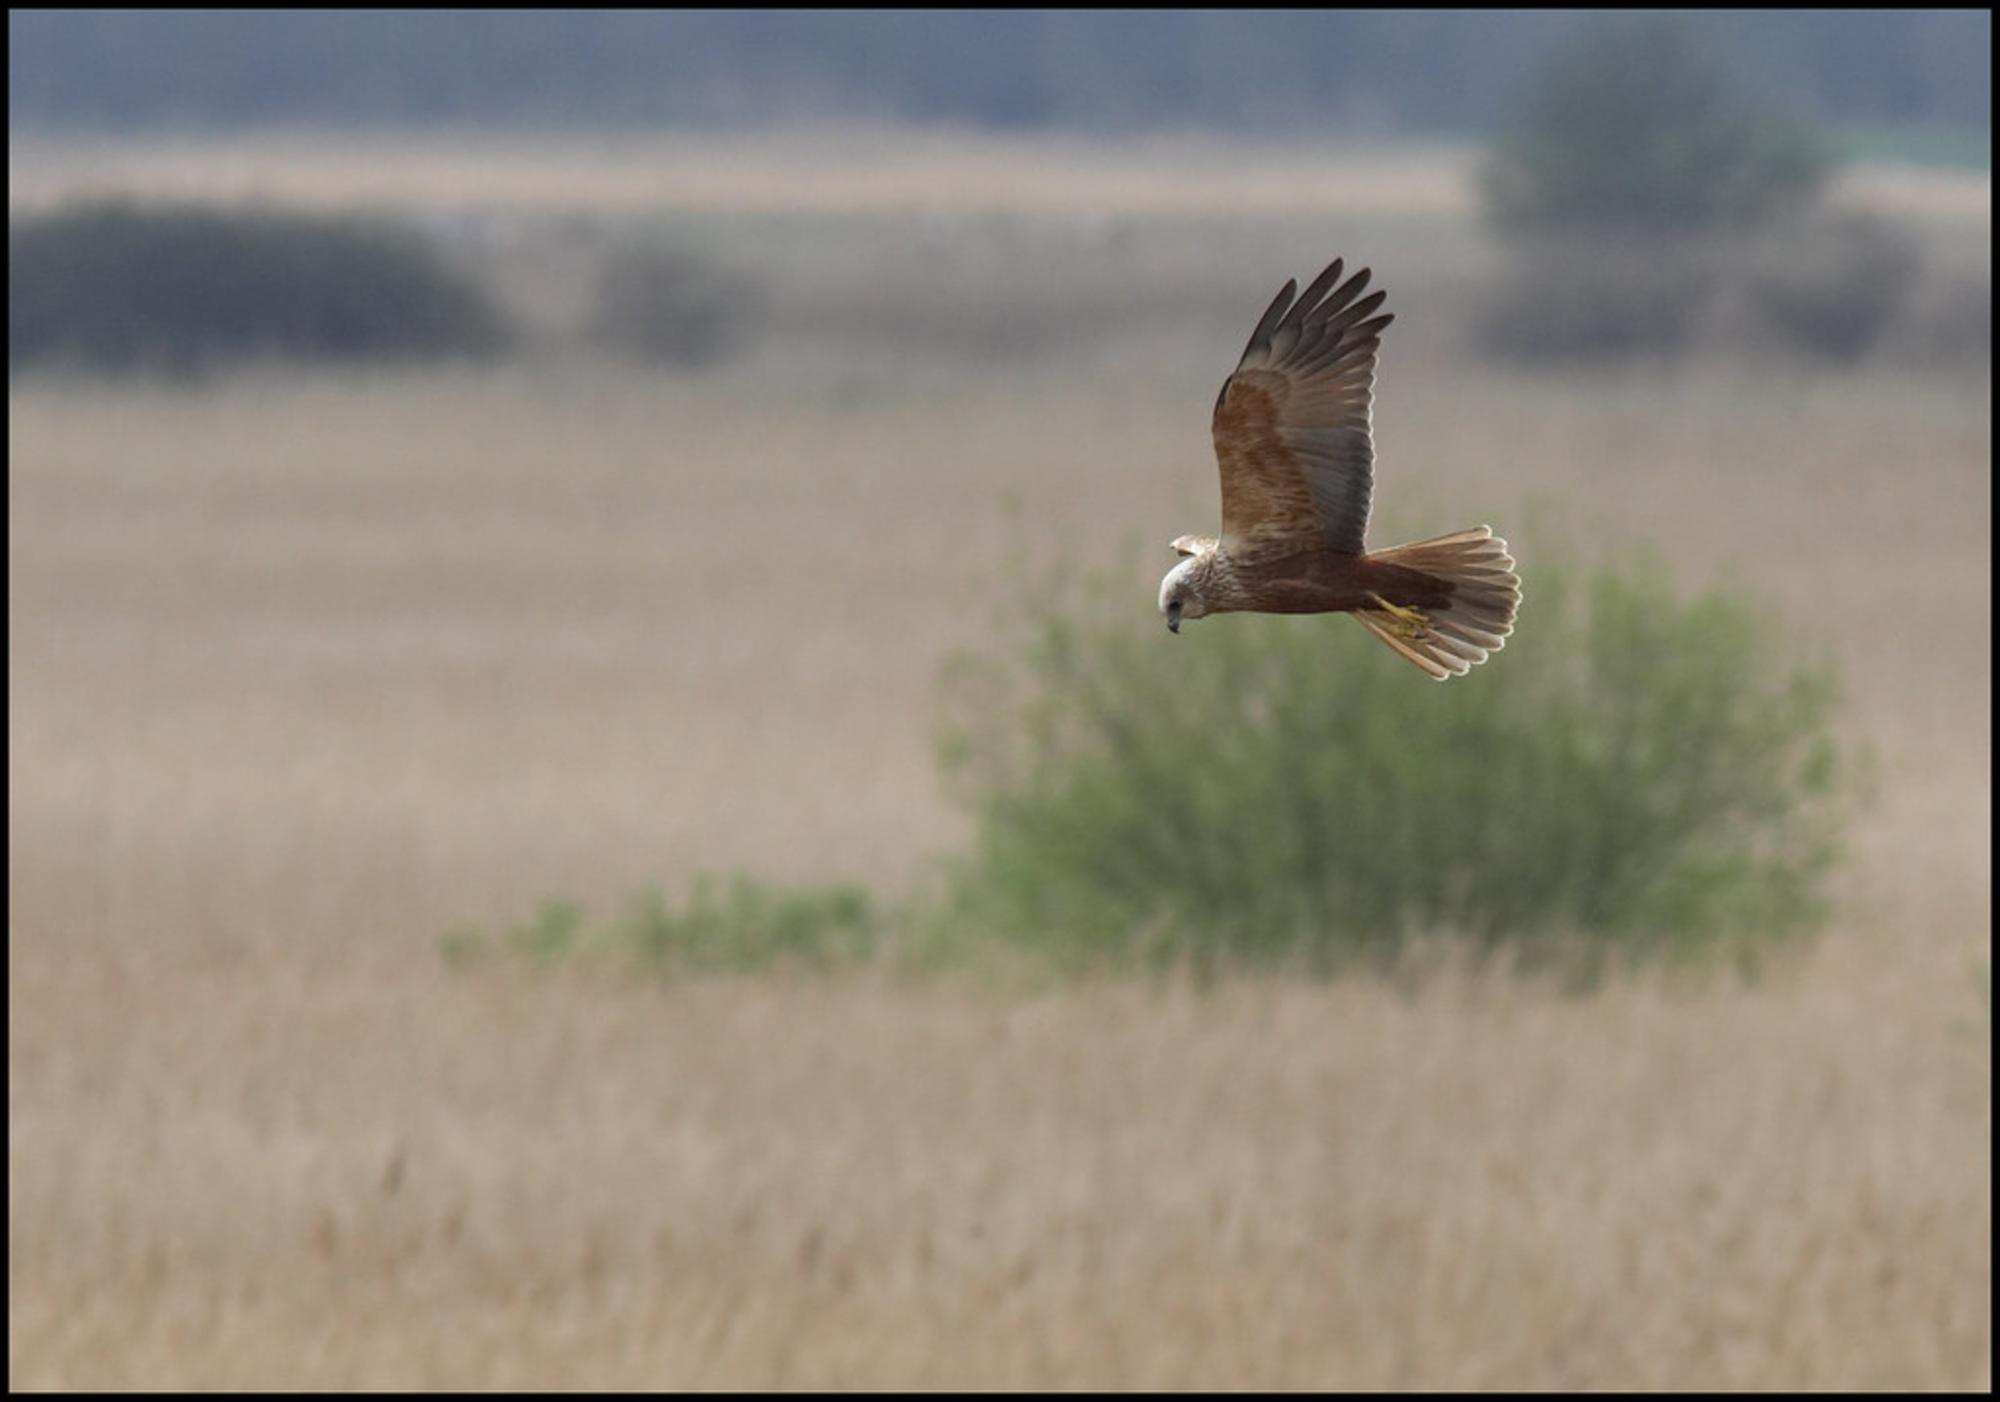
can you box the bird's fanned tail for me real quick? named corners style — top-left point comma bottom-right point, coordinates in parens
top-left (1352, 526), bottom-right (1520, 680)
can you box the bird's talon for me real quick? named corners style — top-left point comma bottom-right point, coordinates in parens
top-left (1367, 591), bottom-right (1432, 639)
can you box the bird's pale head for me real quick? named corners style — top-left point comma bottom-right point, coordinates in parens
top-left (1158, 556), bottom-right (1214, 634)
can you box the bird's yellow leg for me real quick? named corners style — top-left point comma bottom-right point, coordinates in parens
top-left (1365, 591), bottom-right (1432, 639)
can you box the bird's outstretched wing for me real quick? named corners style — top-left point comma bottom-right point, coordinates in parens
top-left (1210, 259), bottom-right (1392, 561)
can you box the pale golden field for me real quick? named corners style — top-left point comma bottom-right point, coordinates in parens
top-left (8, 136), bottom-right (1993, 1390)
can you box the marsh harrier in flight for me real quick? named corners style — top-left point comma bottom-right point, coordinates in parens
top-left (1159, 258), bottom-right (1520, 679)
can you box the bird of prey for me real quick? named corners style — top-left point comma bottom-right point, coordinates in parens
top-left (1158, 258), bottom-right (1520, 679)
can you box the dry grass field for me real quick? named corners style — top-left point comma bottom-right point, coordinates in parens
top-left (9, 127), bottom-right (1992, 220)
top-left (8, 135), bottom-right (1992, 1389)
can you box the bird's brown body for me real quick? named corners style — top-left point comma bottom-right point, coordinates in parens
top-left (1181, 547), bottom-right (1454, 618)
top-left (1159, 257), bottom-right (1521, 679)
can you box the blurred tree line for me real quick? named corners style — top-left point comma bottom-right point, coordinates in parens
top-left (9, 10), bottom-right (1989, 137)
top-left (9, 14), bottom-right (1983, 377)
top-left (1475, 15), bottom-right (1968, 366)
top-left (8, 203), bottom-right (509, 373)
top-left (8, 202), bottom-right (761, 376)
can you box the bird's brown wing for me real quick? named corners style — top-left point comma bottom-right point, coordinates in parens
top-left (1210, 259), bottom-right (1393, 562)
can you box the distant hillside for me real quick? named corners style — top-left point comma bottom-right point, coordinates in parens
top-left (9, 10), bottom-right (1991, 138)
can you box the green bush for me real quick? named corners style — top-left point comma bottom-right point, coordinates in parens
top-left (936, 549), bottom-right (1852, 984)
top-left (9, 200), bottom-right (510, 374)
top-left (1481, 15), bottom-right (1830, 240)
top-left (439, 875), bottom-right (880, 980)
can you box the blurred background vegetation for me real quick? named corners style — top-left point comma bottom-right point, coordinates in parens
top-left (8, 201), bottom-right (510, 373)
top-left (1475, 15), bottom-right (1943, 365)
top-left (11, 13), bottom-right (1985, 378)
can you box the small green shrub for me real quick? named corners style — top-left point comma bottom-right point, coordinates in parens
top-left (585, 241), bottom-right (760, 369)
top-left (936, 549), bottom-right (1852, 984)
top-left (439, 876), bottom-right (880, 980)
top-left (9, 200), bottom-right (510, 374)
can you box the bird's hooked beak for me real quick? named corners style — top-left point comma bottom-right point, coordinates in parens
top-left (1166, 601), bottom-right (1182, 634)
